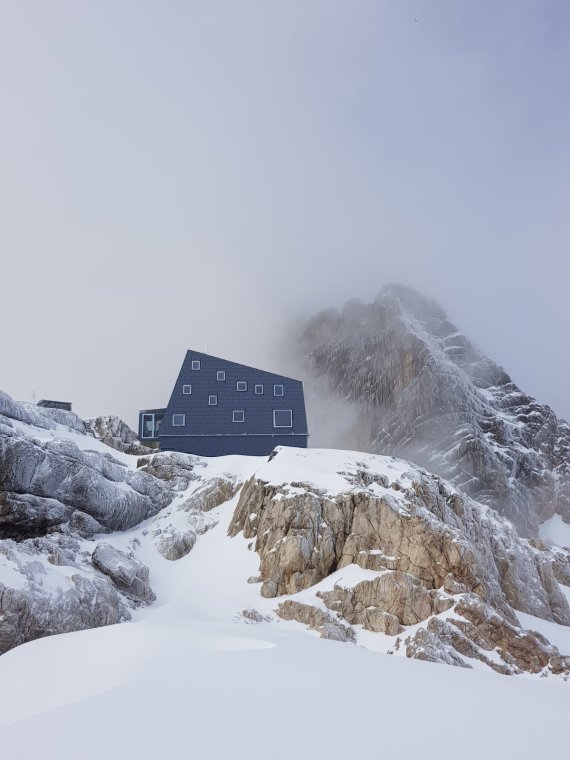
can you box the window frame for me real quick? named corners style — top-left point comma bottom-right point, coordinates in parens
top-left (216, 370), bottom-right (226, 381)
top-left (208, 394), bottom-right (218, 406)
top-left (273, 409), bottom-right (293, 428)
top-left (273, 384), bottom-right (284, 397)
top-left (182, 384), bottom-right (192, 395)
top-left (236, 381), bottom-right (247, 392)
top-left (172, 413), bottom-right (186, 427)
top-left (254, 384), bottom-right (264, 395)
top-left (191, 360), bottom-right (201, 370)
top-left (141, 413), bottom-right (156, 439)
top-left (232, 410), bottom-right (245, 423)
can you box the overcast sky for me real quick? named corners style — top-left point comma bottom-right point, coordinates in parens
top-left (2, 1), bottom-right (569, 428)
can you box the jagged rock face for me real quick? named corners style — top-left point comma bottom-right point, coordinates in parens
top-left (0, 534), bottom-right (132, 654)
top-left (229, 447), bottom-right (570, 675)
top-left (405, 595), bottom-right (570, 676)
top-left (277, 599), bottom-right (356, 642)
top-left (137, 451), bottom-right (205, 491)
top-left (301, 285), bottom-right (570, 536)
top-left (317, 571), bottom-right (453, 632)
top-left (92, 543), bottom-right (155, 602)
top-left (230, 449), bottom-right (568, 624)
top-left (0, 394), bottom-right (172, 538)
top-left (152, 477), bottom-right (238, 561)
top-left (84, 416), bottom-right (155, 456)
top-left (0, 405), bottom-right (243, 655)
top-left (0, 391), bottom-right (87, 435)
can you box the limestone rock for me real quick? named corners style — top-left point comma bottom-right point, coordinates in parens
top-left (241, 609), bottom-right (272, 623)
top-left (406, 595), bottom-right (570, 676)
top-left (0, 396), bottom-right (173, 537)
top-left (156, 530), bottom-right (197, 561)
top-left (277, 600), bottom-right (355, 643)
top-left (230, 447), bottom-right (570, 675)
top-left (301, 285), bottom-right (570, 535)
top-left (0, 535), bottom-right (132, 655)
top-left (229, 448), bottom-right (569, 625)
top-left (84, 415), bottom-right (155, 455)
top-left (92, 543), bottom-right (155, 602)
top-left (137, 451), bottom-right (204, 491)
top-left (317, 571), bottom-right (453, 632)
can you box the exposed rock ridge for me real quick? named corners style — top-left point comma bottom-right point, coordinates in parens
top-left (0, 394), bottom-right (172, 539)
top-left (301, 284), bottom-right (570, 535)
top-left (229, 447), bottom-right (570, 675)
top-left (84, 415), bottom-right (155, 455)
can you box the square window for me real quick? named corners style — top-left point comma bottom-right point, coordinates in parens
top-left (232, 410), bottom-right (245, 423)
top-left (191, 360), bottom-right (201, 370)
top-left (273, 384), bottom-right (284, 397)
top-left (273, 409), bottom-right (292, 428)
top-left (254, 384), bottom-right (264, 395)
top-left (217, 370), bottom-right (226, 381)
top-left (172, 413), bottom-right (186, 427)
top-left (209, 395), bottom-right (218, 406)
top-left (182, 384), bottom-right (192, 395)
top-left (237, 381), bottom-right (247, 392)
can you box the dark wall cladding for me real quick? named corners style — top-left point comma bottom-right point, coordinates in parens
top-left (139, 349), bottom-right (309, 456)
top-left (160, 435), bottom-right (307, 457)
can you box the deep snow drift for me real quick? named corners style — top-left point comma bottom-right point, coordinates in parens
top-left (1, 461), bottom-right (570, 759)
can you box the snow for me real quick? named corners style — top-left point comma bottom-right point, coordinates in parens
top-left (2, 447), bottom-right (570, 758)
top-left (517, 589), bottom-right (570, 655)
top-left (256, 446), bottom-right (412, 495)
top-left (9, 417), bottom-right (139, 466)
top-left (540, 514), bottom-right (570, 548)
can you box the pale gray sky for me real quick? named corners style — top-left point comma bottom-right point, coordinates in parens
top-left (2, 1), bottom-right (569, 428)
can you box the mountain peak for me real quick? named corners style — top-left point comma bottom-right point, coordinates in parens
top-left (302, 288), bottom-right (570, 535)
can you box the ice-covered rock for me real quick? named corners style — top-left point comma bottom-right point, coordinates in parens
top-left (84, 415), bottom-right (155, 455)
top-left (301, 285), bottom-right (570, 535)
top-left (0, 394), bottom-right (172, 538)
top-left (92, 543), bottom-right (154, 602)
top-left (0, 534), bottom-right (133, 655)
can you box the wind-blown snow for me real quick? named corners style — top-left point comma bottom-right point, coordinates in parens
top-left (540, 515), bottom-right (570, 549)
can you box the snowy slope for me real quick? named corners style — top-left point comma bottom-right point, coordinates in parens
top-left (1, 481), bottom-right (570, 759)
top-left (2, 395), bottom-right (570, 758)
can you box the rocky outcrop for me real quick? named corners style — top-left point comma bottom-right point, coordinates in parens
top-left (230, 449), bottom-right (568, 624)
top-left (0, 534), bottom-right (133, 655)
top-left (277, 600), bottom-right (356, 642)
top-left (405, 595), bottom-right (570, 676)
top-left (92, 543), bottom-right (154, 602)
top-left (0, 395), bottom-right (172, 538)
top-left (84, 415), bottom-right (155, 455)
top-left (0, 391), bottom-right (87, 435)
top-left (301, 285), bottom-right (570, 535)
top-left (137, 451), bottom-right (205, 491)
top-left (317, 571), bottom-right (453, 634)
top-left (229, 447), bottom-right (570, 674)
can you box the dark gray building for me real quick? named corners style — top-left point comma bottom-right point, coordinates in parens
top-left (138, 350), bottom-right (308, 456)
top-left (38, 399), bottom-right (73, 411)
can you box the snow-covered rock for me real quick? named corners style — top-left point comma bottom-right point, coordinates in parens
top-left (84, 415), bottom-right (155, 455)
top-left (92, 543), bottom-right (154, 602)
top-left (0, 534), bottom-right (131, 654)
top-left (229, 446), bottom-right (570, 675)
top-left (0, 394), bottom-right (172, 538)
top-left (302, 284), bottom-right (570, 535)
